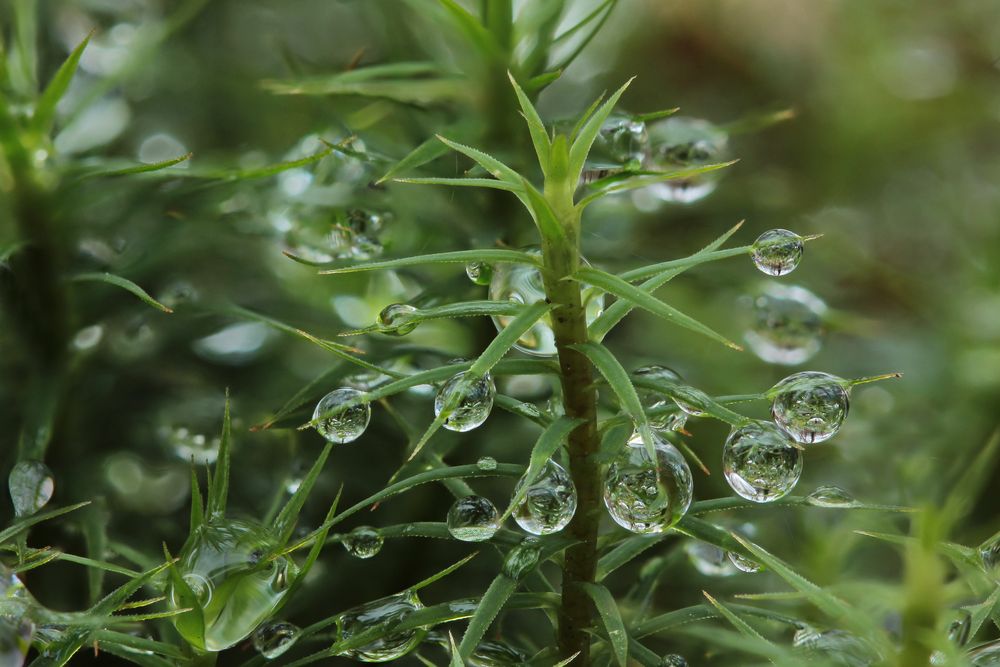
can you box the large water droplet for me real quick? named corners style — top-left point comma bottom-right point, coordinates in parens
top-left (512, 461), bottom-right (577, 535)
top-left (661, 655), bottom-right (688, 667)
top-left (434, 371), bottom-right (495, 432)
top-left (8, 460), bottom-right (54, 517)
top-left (0, 566), bottom-right (34, 667)
top-left (477, 456), bottom-right (498, 471)
top-left (447, 495), bottom-right (500, 542)
top-left (793, 627), bottom-right (880, 666)
top-left (645, 117), bottom-right (729, 204)
top-left (603, 432), bottom-right (693, 534)
top-left (466, 261), bottom-right (493, 286)
top-left (723, 421), bottom-right (802, 503)
top-left (336, 590), bottom-right (426, 662)
top-left (632, 365), bottom-right (688, 431)
top-left (468, 639), bottom-right (528, 666)
top-left (744, 283), bottom-right (826, 365)
top-left (343, 526), bottom-right (383, 559)
top-left (592, 113), bottom-right (648, 169)
top-left (684, 541), bottom-right (738, 577)
top-left (167, 519), bottom-right (299, 652)
top-left (771, 371), bottom-right (849, 444)
top-left (313, 388), bottom-right (371, 443)
top-left (502, 538), bottom-right (541, 580)
top-left (376, 303), bottom-right (419, 336)
top-left (253, 620), bottom-right (300, 659)
top-left (806, 485), bottom-right (857, 508)
top-left (751, 229), bottom-right (804, 276)
top-left (488, 249), bottom-right (604, 356)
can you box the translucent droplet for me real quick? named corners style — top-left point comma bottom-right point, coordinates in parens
top-left (468, 639), bottom-right (528, 666)
top-left (167, 519), bottom-right (299, 652)
top-left (793, 628), bottom-right (880, 666)
top-left (313, 388), bottom-right (371, 443)
top-left (434, 372), bottom-right (495, 432)
top-left (376, 303), bottom-right (419, 336)
top-left (466, 262), bottom-right (493, 286)
top-left (684, 541), bottom-right (738, 577)
top-left (946, 609), bottom-right (971, 646)
top-left (343, 526), bottom-right (383, 559)
top-left (661, 655), bottom-right (688, 667)
top-left (632, 365), bottom-right (688, 431)
top-left (751, 229), bottom-right (804, 276)
top-left (728, 551), bottom-right (763, 573)
top-left (771, 371), bottom-right (849, 444)
top-left (969, 639), bottom-right (1000, 665)
top-left (502, 538), bottom-right (541, 580)
top-left (330, 209), bottom-right (387, 260)
top-left (476, 456), bottom-right (498, 471)
top-left (744, 283), bottom-right (826, 365)
top-left (592, 113), bottom-right (648, 169)
top-left (447, 496), bottom-right (500, 542)
top-left (489, 249), bottom-right (604, 356)
top-left (604, 432), bottom-right (693, 534)
top-left (253, 620), bottom-right (300, 659)
top-left (645, 117), bottom-right (729, 204)
top-left (193, 322), bottom-right (274, 365)
top-left (8, 460), bottom-right (54, 517)
top-left (512, 460), bottom-right (577, 535)
top-left (806, 485), bottom-right (857, 508)
top-left (343, 370), bottom-right (391, 392)
top-left (979, 533), bottom-right (1000, 570)
top-left (0, 566), bottom-right (34, 667)
top-left (723, 421), bottom-right (802, 503)
top-left (336, 591), bottom-right (426, 662)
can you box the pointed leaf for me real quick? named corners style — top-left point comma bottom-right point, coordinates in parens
top-left (0, 501), bottom-right (91, 545)
top-left (377, 135), bottom-right (451, 184)
top-left (436, 135), bottom-right (521, 185)
top-left (274, 442), bottom-right (333, 544)
top-left (319, 248), bottom-right (541, 275)
top-left (80, 152), bottom-right (193, 178)
top-left (569, 78), bottom-right (633, 182)
top-left (70, 272), bottom-right (173, 313)
top-left (508, 72), bottom-right (550, 173)
top-left (161, 545), bottom-right (205, 651)
top-left (702, 591), bottom-right (777, 650)
top-left (579, 582), bottom-right (628, 666)
top-left (500, 416), bottom-right (584, 521)
top-left (207, 393), bottom-right (232, 520)
top-left (393, 176), bottom-right (521, 192)
top-left (32, 32), bottom-right (91, 134)
top-left (458, 575), bottom-right (518, 659)
top-left (521, 177), bottom-right (567, 242)
top-left (576, 160), bottom-right (737, 208)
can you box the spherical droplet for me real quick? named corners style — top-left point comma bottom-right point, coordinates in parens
top-left (476, 456), bottom-right (497, 471)
top-left (947, 609), bottom-right (972, 646)
top-left (466, 261), bottom-right (493, 286)
top-left (661, 655), bottom-right (688, 667)
top-left (970, 641), bottom-right (1000, 665)
top-left (336, 591), bottom-right (426, 662)
top-left (512, 461), bottom-right (577, 535)
top-left (331, 209), bottom-right (386, 260)
top-left (502, 538), bottom-right (541, 580)
top-left (752, 229), bottom-right (804, 276)
top-left (793, 628), bottom-right (881, 666)
top-left (604, 432), bottom-right (693, 534)
top-left (0, 565), bottom-right (35, 666)
top-left (684, 541), bottom-right (738, 577)
top-left (313, 388), bottom-right (371, 444)
top-left (489, 249), bottom-right (604, 356)
top-left (434, 371), bottom-right (496, 432)
top-left (447, 496), bottom-right (500, 542)
top-left (253, 620), bottom-right (300, 659)
top-left (806, 485), bottom-right (857, 508)
top-left (771, 371), bottom-right (849, 444)
top-left (8, 460), bottom-right (54, 517)
top-left (343, 526), bottom-right (383, 559)
top-left (728, 551), bottom-right (763, 573)
top-left (632, 365), bottom-right (688, 431)
top-left (377, 303), bottom-right (419, 336)
top-left (645, 116), bottom-right (729, 204)
top-left (593, 113), bottom-right (649, 169)
top-left (723, 421), bottom-right (802, 503)
top-left (744, 283), bottom-right (826, 365)
top-left (468, 639), bottom-right (528, 666)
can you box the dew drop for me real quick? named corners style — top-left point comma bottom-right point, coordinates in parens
top-left (632, 365), bottom-right (688, 431)
top-left (468, 639), bottom-right (528, 666)
top-left (465, 261), bottom-right (494, 286)
top-left (603, 432), bottom-right (693, 534)
top-left (751, 229), bottom-right (805, 276)
top-left (645, 116), bottom-right (729, 204)
top-left (336, 590), bottom-right (426, 662)
top-left (806, 485), bottom-right (857, 508)
top-left (771, 371), bottom-right (849, 444)
top-left (8, 461), bottom-right (54, 517)
top-left (744, 283), bottom-right (826, 365)
top-left (434, 371), bottom-right (496, 432)
top-left (343, 526), bottom-right (383, 559)
top-left (661, 655), bottom-right (688, 667)
top-left (253, 620), bottom-right (300, 660)
top-left (947, 609), bottom-right (972, 646)
top-left (684, 541), bottom-right (738, 577)
top-left (330, 209), bottom-right (387, 260)
top-left (376, 303), bottom-right (419, 336)
top-left (0, 565), bottom-right (35, 667)
top-left (313, 388), bottom-right (371, 443)
top-left (723, 421), bottom-right (802, 503)
top-left (970, 641), bottom-right (1000, 666)
top-left (502, 538), bottom-right (541, 580)
top-left (979, 533), bottom-right (1000, 570)
top-left (512, 460), bottom-right (577, 535)
top-left (447, 495), bottom-right (500, 542)
top-left (728, 551), bottom-right (762, 573)
top-left (793, 628), bottom-right (880, 666)
top-left (476, 456), bottom-right (497, 471)
top-left (592, 113), bottom-right (648, 169)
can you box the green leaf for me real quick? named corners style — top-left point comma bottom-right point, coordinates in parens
top-left (458, 575), bottom-right (519, 659)
top-left (435, 0), bottom-right (503, 60)
top-left (274, 442), bottom-right (333, 544)
top-left (376, 521), bottom-right (522, 547)
top-left (32, 31), bottom-right (91, 135)
top-left (272, 487), bottom-right (341, 619)
top-left (340, 300), bottom-right (525, 336)
top-left (521, 177), bottom-right (568, 242)
top-left (393, 176), bottom-right (522, 192)
top-left (499, 416), bottom-right (584, 522)
top-left (79, 152), bottom-right (193, 178)
top-left (252, 364), bottom-right (344, 431)
top-left (574, 266), bottom-right (741, 350)
top-left (579, 583), bottom-right (628, 666)
top-left (630, 373), bottom-right (750, 428)
top-left (508, 71), bottom-right (550, 173)
top-left (576, 160), bottom-right (737, 208)
top-left (377, 135), bottom-right (451, 184)
top-left (702, 591), bottom-right (778, 652)
top-left (525, 70), bottom-right (562, 93)
top-left (436, 135), bottom-right (523, 187)
top-left (449, 633), bottom-right (465, 667)
top-left (633, 602), bottom-right (800, 639)
top-left (318, 248), bottom-right (541, 275)
top-left (0, 501), bottom-right (91, 545)
top-left (550, 0), bottom-right (618, 72)
top-left (568, 78), bottom-right (634, 183)
top-left (262, 74), bottom-right (469, 104)
top-left (410, 552), bottom-right (479, 592)
top-left (634, 107), bottom-right (680, 123)
top-left (206, 393), bottom-right (232, 520)
top-left (161, 545), bottom-right (205, 651)
top-left (619, 245), bottom-right (750, 282)
top-left (70, 272), bottom-right (173, 313)
top-left (596, 534), bottom-right (661, 581)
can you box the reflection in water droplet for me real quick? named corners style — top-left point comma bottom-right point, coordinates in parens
top-left (632, 365), bottom-right (688, 431)
top-left (343, 526), bottom-right (383, 559)
top-left (661, 655), bottom-right (689, 667)
top-left (771, 371), bottom-right (849, 444)
top-left (806, 485), bottom-right (857, 508)
top-left (603, 432), bottom-right (693, 534)
top-left (744, 283), bottom-right (826, 365)
top-left (313, 388), bottom-right (371, 444)
top-left (723, 421), bottom-right (802, 503)
top-left (376, 303), bottom-right (419, 336)
top-left (502, 539), bottom-right (541, 580)
top-left (477, 456), bottom-right (497, 471)
top-left (447, 496), bottom-right (500, 542)
top-left (644, 117), bottom-right (729, 204)
top-left (137, 133), bottom-right (189, 166)
top-left (751, 229), bottom-right (804, 276)
top-left (8, 461), bottom-right (54, 517)
top-left (592, 113), bottom-right (648, 169)
top-left (467, 639), bottom-right (528, 666)
top-left (0, 565), bottom-right (35, 667)
top-left (793, 627), bottom-right (880, 666)
top-left (513, 461), bottom-right (577, 535)
top-left (466, 262), bottom-right (493, 286)
top-left (253, 620), bottom-right (301, 659)
top-left (980, 533), bottom-right (1000, 571)
top-left (330, 209), bottom-right (387, 260)
top-left (336, 591), bottom-right (426, 662)
top-left (684, 541), bottom-right (738, 577)
top-left (434, 372), bottom-right (495, 432)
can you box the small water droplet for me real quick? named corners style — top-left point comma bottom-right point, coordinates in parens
top-left (727, 551), bottom-right (763, 573)
top-left (744, 283), bottom-right (826, 365)
top-left (72, 324), bottom-right (104, 351)
top-left (253, 620), bottom-right (300, 659)
top-left (604, 432), bottom-right (693, 534)
top-left (592, 113), bottom-right (648, 169)
top-left (447, 495), bottom-right (500, 542)
top-left (466, 261), bottom-right (494, 286)
top-left (684, 541), bottom-right (738, 577)
top-left (330, 209), bottom-right (387, 260)
top-left (751, 229), bottom-right (805, 276)
top-left (343, 370), bottom-right (391, 392)
top-left (644, 117), bottom-right (729, 204)
top-left (343, 526), bottom-right (383, 559)
top-left (632, 365), bottom-right (688, 431)
top-left (806, 485), bottom-right (857, 508)
top-left (661, 655), bottom-right (688, 667)
top-left (477, 456), bottom-right (498, 471)
top-left (723, 421), bottom-right (803, 503)
top-left (979, 533), bottom-right (1000, 570)
top-left (434, 372), bottom-right (495, 432)
top-left (502, 538), bottom-right (541, 580)
top-left (771, 371), bottom-right (849, 444)
top-left (947, 609), bottom-right (972, 646)
top-left (376, 303), bottom-right (419, 336)
top-left (513, 461), bottom-right (577, 535)
top-left (793, 628), bottom-right (880, 666)
top-left (468, 639), bottom-right (528, 666)
top-left (336, 591), bottom-right (426, 662)
top-left (313, 388), bottom-right (371, 443)
top-left (8, 461), bottom-right (54, 517)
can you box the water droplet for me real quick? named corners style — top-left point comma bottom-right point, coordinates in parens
top-left (253, 620), bottom-right (300, 659)
top-left (8, 461), bottom-right (54, 517)
top-left (466, 261), bottom-right (493, 286)
top-left (434, 372), bottom-right (495, 432)
top-left (946, 609), bottom-right (971, 646)
top-left (376, 303), bottom-right (419, 336)
top-left (488, 249), bottom-right (604, 356)
top-left (661, 655), bottom-right (688, 667)
top-left (604, 432), bottom-right (693, 534)
top-left (723, 421), bottom-right (802, 503)
top-left (969, 640), bottom-right (1000, 665)
top-left (684, 541), bottom-right (738, 577)
top-left (330, 209), bottom-right (386, 260)
top-left (771, 371), bottom-right (850, 444)
top-left (343, 370), bottom-right (391, 392)
top-left (513, 461), bottom-right (577, 535)
top-left (468, 639), bottom-right (528, 666)
top-left (477, 456), bottom-right (498, 471)
top-left (447, 496), bottom-right (500, 542)
top-left (632, 365), bottom-right (688, 431)
top-left (343, 526), bottom-right (383, 559)
top-left (336, 591), bottom-right (426, 662)
top-left (0, 566), bottom-right (35, 667)
top-left (592, 113), bottom-right (648, 169)
top-left (72, 324), bottom-right (104, 351)
top-left (137, 133), bottom-right (188, 166)
top-left (167, 519), bottom-right (299, 652)
top-left (645, 117), bottom-right (729, 204)
top-left (193, 322), bottom-right (275, 366)
top-left (793, 628), bottom-right (880, 666)
top-left (502, 538), bottom-right (541, 580)
top-left (744, 283), bottom-right (826, 365)
top-left (806, 485), bottom-right (857, 508)
top-left (313, 388), bottom-right (371, 443)
top-left (751, 229), bottom-right (804, 276)
top-left (727, 551), bottom-right (762, 573)
top-left (979, 533), bottom-right (1000, 570)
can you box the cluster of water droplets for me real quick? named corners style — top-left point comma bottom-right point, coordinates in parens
top-left (434, 370), bottom-right (496, 432)
top-left (513, 461), bottom-right (577, 535)
top-left (8, 461), bottom-right (54, 518)
top-left (334, 590), bottom-right (426, 662)
top-left (603, 432), bottom-right (693, 533)
top-left (313, 387), bottom-right (371, 443)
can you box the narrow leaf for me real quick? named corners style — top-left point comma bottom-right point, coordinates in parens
top-left (377, 135), bottom-right (451, 183)
top-left (319, 248), bottom-right (541, 275)
top-left (580, 583), bottom-right (629, 666)
top-left (458, 575), bottom-right (518, 659)
top-left (32, 32), bottom-right (91, 134)
top-left (70, 272), bottom-right (173, 313)
top-left (508, 71), bottom-right (550, 173)
top-left (569, 78), bottom-right (634, 182)
top-left (393, 176), bottom-right (521, 192)
top-left (206, 393), bottom-right (232, 520)
top-left (274, 442), bottom-right (333, 543)
top-left (436, 135), bottom-right (523, 187)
